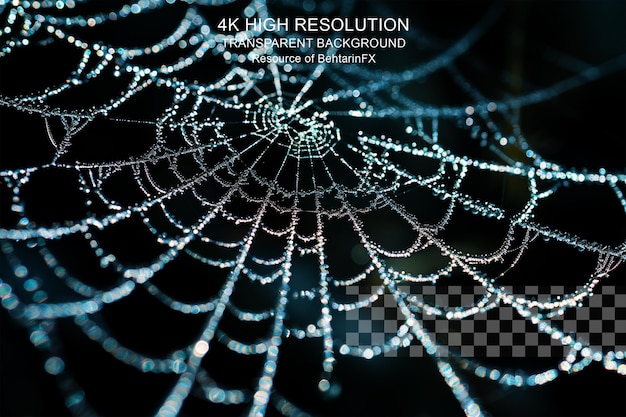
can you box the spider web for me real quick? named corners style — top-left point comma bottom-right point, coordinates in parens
top-left (0, 1), bottom-right (625, 416)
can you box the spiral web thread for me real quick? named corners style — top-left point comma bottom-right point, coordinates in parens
top-left (0, 1), bottom-right (625, 416)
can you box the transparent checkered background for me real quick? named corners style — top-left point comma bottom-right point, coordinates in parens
top-left (344, 285), bottom-right (626, 357)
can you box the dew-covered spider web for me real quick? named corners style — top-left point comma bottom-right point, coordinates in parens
top-left (1, 1), bottom-right (625, 416)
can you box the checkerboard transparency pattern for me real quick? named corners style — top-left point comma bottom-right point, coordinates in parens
top-left (344, 285), bottom-right (626, 357)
